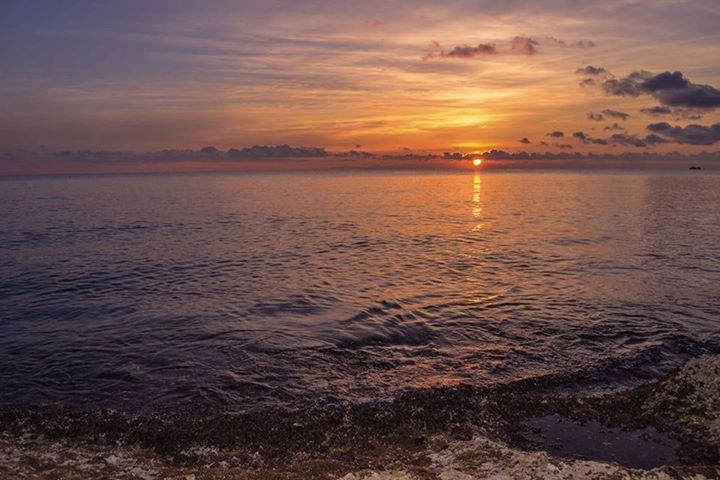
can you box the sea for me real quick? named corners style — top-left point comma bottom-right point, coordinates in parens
top-left (1, 170), bottom-right (719, 415)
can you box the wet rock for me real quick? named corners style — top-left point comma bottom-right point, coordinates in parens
top-left (643, 355), bottom-right (720, 443)
top-left (2, 355), bottom-right (719, 479)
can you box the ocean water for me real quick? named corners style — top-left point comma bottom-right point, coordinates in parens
top-left (1, 170), bottom-right (719, 413)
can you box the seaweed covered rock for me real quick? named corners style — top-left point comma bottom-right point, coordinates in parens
top-left (643, 355), bottom-right (720, 444)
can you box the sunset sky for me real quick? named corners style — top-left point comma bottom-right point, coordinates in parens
top-left (1, 0), bottom-right (719, 173)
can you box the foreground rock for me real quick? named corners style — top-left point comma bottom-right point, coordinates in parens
top-left (1, 355), bottom-right (718, 479)
top-left (642, 355), bottom-right (720, 444)
top-left (2, 429), bottom-right (716, 480)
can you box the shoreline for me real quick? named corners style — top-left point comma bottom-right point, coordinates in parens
top-left (2, 355), bottom-right (718, 479)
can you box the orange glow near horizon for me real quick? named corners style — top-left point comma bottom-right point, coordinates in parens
top-left (1, 1), bottom-right (719, 175)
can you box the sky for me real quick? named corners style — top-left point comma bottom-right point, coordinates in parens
top-left (1, 0), bottom-right (720, 173)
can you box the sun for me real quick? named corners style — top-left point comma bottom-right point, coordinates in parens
top-left (472, 158), bottom-right (483, 167)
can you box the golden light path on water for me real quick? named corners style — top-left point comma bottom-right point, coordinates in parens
top-left (473, 172), bottom-right (483, 231)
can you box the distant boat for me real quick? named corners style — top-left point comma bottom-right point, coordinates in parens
top-left (689, 166), bottom-right (702, 170)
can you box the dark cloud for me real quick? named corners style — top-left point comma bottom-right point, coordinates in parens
top-left (600, 70), bottom-right (653, 96)
top-left (481, 149), bottom-right (581, 160)
top-left (7, 147), bottom-right (720, 171)
top-left (426, 43), bottom-right (498, 60)
top-left (641, 106), bottom-right (672, 116)
top-left (510, 36), bottom-right (539, 55)
top-left (609, 133), bottom-right (646, 148)
top-left (640, 105), bottom-right (704, 120)
top-left (424, 35), bottom-right (572, 60)
top-left (646, 122), bottom-right (672, 131)
top-left (200, 146), bottom-right (222, 155)
top-left (338, 149), bottom-right (374, 158)
top-left (519, 137), bottom-right (531, 144)
top-left (602, 109), bottom-right (630, 120)
top-left (48, 145), bottom-right (332, 164)
top-left (227, 144), bottom-right (328, 158)
top-left (476, 150), bottom-right (720, 165)
top-left (570, 129), bottom-right (653, 148)
top-left (646, 122), bottom-right (720, 145)
top-left (576, 65), bottom-right (608, 76)
top-left (579, 78), bottom-right (596, 88)
top-left (546, 131), bottom-right (565, 138)
top-left (642, 71), bottom-right (688, 90)
top-left (573, 131), bottom-right (608, 145)
top-left (644, 134), bottom-right (669, 144)
top-left (600, 71), bottom-right (720, 109)
top-left (643, 72), bottom-right (720, 108)
top-left (603, 123), bottom-right (625, 131)
top-left (588, 112), bottom-right (604, 121)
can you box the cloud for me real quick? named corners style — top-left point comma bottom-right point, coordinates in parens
top-left (573, 131), bottom-right (608, 145)
top-left (576, 65), bottom-right (608, 76)
top-left (200, 146), bottom-right (222, 155)
top-left (337, 149), bottom-right (374, 158)
top-left (609, 133), bottom-right (646, 147)
top-left (510, 36), bottom-right (539, 55)
top-left (519, 137), bottom-right (531, 144)
top-left (640, 105), bottom-right (704, 120)
top-left (600, 70), bottom-right (653, 96)
top-left (545, 37), bottom-right (596, 49)
top-left (588, 112), bottom-right (604, 121)
top-left (646, 122), bottom-right (720, 145)
top-left (477, 150), bottom-right (720, 164)
top-left (7, 147), bottom-right (720, 172)
top-left (644, 134), bottom-right (669, 144)
top-left (576, 40), bottom-right (596, 48)
top-left (49, 145), bottom-right (333, 164)
top-left (546, 131), bottom-right (565, 138)
top-left (643, 72), bottom-right (720, 108)
top-left (603, 123), bottom-right (625, 131)
top-left (424, 35), bottom-right (543, 60)
top-left (568, 130), bottom-right (657, 148)
top-left (227, 144), bottom-right (328, 158)
top-left (481, 149), bottom-right (581, 160)
top-left (602, 109), bottom-right (630, 120)
top-left (424, 43), bottom-right (497, 60)
top-left (599, 70), bottom-right (720, 109)
top-left (676, 111), bottom-right (704, 120)
top-left (641, 106), bottom-right (672, 116)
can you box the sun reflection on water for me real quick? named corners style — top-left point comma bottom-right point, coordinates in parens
top-left (472, 172), bottom-right (483, 231)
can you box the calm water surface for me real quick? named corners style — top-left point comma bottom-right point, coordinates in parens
top-left (1, 171), bottom-right (719, 412)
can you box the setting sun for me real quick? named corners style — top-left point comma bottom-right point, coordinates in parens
top-left (473, 158), bottom-right (483, 167)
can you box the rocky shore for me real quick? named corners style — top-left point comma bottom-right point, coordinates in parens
top-left (1, 355), bottom-right (718, 480)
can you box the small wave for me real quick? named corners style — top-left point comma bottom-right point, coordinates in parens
top-left (503, 334), bottom-right (720, 395)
